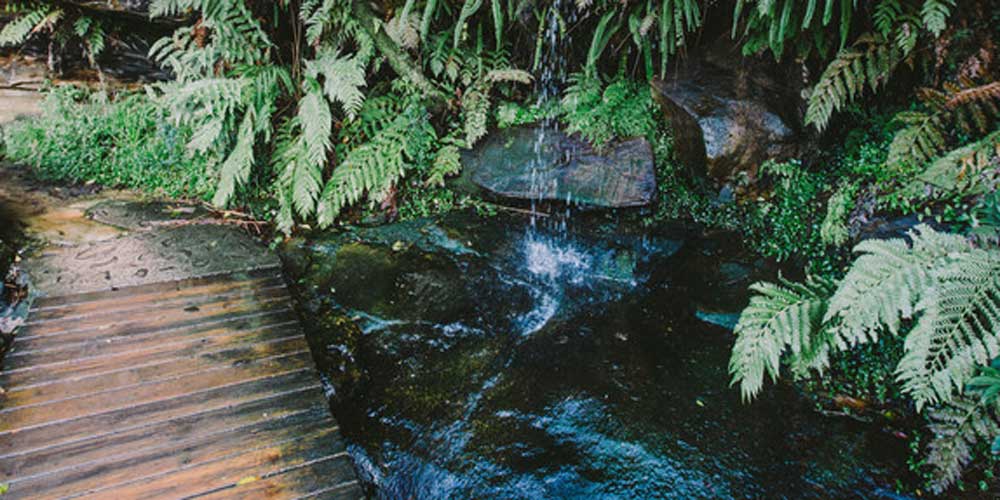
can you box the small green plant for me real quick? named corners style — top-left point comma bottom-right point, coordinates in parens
top-left (3, 86), bottom-right (215, 199)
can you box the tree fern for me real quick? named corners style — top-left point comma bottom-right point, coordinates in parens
top-left (729, 276), bottom-right (837, 401)
top-left (731, 225), bottom-right (1000, 413)
top-left (898, 249), bottom-right (1000, 409)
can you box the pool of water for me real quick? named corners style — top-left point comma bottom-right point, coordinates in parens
top-left (283, 211), bottom-right (915, 499)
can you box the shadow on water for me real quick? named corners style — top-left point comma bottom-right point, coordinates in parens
top-left (283, 210), bottom-right (916, 500)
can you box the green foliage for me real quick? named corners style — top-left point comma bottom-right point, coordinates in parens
top-left (819, 183), bottom-right (856, 246)
top-left (746, 160), bottom-right (831, 269)
top-left (0, 1), bottom-right (108, 69)
top-left (805, 35), bottom-right (904, 131)
top-left (728, 275), bottom-right (837, 401)
top-left (2, 86), bottom-right (214, 198)
top-left (730, 224), bottom-right (1000, 491)
top-left (925, 396), bottom-right (1000, 493)
top-left (318, 102), bottom-right (437, 226)
top-left (560, 73), bottom-right (657, 147)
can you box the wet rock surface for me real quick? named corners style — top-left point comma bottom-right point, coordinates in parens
top-left (0, 165), bottom-right (277, 297)
top-left (460, 126), bottom-right (657, 208)
top-left (283, 211), bottom-right (913, 500)
top-left (652, 61), bottom-right (799, 182)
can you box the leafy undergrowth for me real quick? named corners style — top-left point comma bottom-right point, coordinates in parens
top-left (3, 86), bottom-right (217, 201)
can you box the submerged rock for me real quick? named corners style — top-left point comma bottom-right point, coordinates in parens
top-left (651, 62), bottom-right (799, 182)
top-left (460, 126), bottom-right (657, 208)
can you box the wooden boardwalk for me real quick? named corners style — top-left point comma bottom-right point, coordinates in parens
top-left (0, 266), bottom-right (363, 499)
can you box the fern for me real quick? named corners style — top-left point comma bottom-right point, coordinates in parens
top-left (731, 225), bottom-right (1000, 413)
top-left (0, 5), bottom-right (50, 46)
top-left (425, 144), bottom-right (462, 187)
top-left (920, 0), bottom-right (954, 37)
top-left (899, 249), bottom-right (1000, 409)
top-left (729, 276), bottom-right (837, 401)
top-left (819, 182), bottom-right (856, 246)
top-left (305, 47), bottom-right (367, 121)
top-left (913, 128), bottom-right (1000, 196)
top-left (805, 34), bottom-right (904, 131)
top-left (925, 397), bottom-right (1000, 493)
top-left (888, 81), bottom-right (1000, 172)
top-left (316, 103), bottom-right (435, 226)
top-left (824, 226), bottom-right (970, 347)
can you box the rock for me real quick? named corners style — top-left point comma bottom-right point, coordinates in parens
top-left (651, 62), bottom-right (799, 182)
top-left (460, 126), bottom-right (657, 208)
top-left (65, 1), bottom-right (153, 17)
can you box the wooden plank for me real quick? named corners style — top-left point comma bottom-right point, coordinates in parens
top-left (0, 348), bottom-right (312, 432)
top-left (3, 335), bottom-right (308, 407)
top-left (0, 267), bottom-right (362, 499)
top-left (0, 368), bottom-right (319, 458)
top-left (72, 427), bottom-right (347, 499)
top-left (23, 282), bottom-right (288, 335)
top-left (17, 286), bottom-right (291, 340)
top-left (4, 305), bottom-right (298, 368)
top-left (0, 385), bottom-right (327, 480)
top-left (28, 273), bottom-right (284, 321)
top-left (196, 459), bottom-right (362, 500)
top-left (0, 351), bottom-right (315, 432)
top-left (30, 267), bottom-right (282, 310)
top-left (6, 410), bottom-right (340, 499)
top-left (0, 313), bottom-right (300, 387)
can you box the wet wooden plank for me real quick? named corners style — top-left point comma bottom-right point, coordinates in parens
top-left (0, 386), bottom-right (327, 480)
top-left (28, 273), bottom-right (284, 320)
top-left (0, 272), bottom-right (363, 499)
top-left (31, 267), bottom-right (283, 310)
top-left (3, 336), bottom-right (308, 407)
top-left (5, 305), bottom-right (298, 367)
top-left (17, 286), bottom-right (292, 340)
top-left (0, 314), bottom-right (300, 387)
top-left (73, 427), bottom-right (346, 499)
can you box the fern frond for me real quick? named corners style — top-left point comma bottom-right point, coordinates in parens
top-left (316, 104), bottom-right (434, 226)
top-left (211, 112), bottom-right (257, 207)
top-left (305, 47), bottom-right (367, 121)
top-left (0, 5), bottom-right (51, 46)
top-left (729, 276), bottom-right (837, 401)
top-left (425, 144), bottom-right (462, 187)
top-left (915, 129), bottom-right (1000, 195)
top-left (824, 226), bottom-right (970, 347)
top-left (920, 0), bottom-right (954, 38)
top-left (805, 34), bottom-right (903, 131)
top-left (887, 111), bottom-right (949, 169)
top-left (898, 249), bottom-right (1000, 409)
top-left (925, 398), bottom-right (1000, 493)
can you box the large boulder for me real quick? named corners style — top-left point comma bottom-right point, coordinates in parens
top-left (651, 61), bottom-right (799, 182)
top-left (460, 126), bottom-right (657, 208)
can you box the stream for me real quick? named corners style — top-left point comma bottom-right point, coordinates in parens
top-left (282, 211), bottom-right (915, 499)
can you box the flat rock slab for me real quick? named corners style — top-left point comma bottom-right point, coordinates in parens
top-left (25, 224), bottom-right (280, 297)
top-left (461, 126), bottom-right (656, 208)
top-left (86, 199), bottom-right (215, 230)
